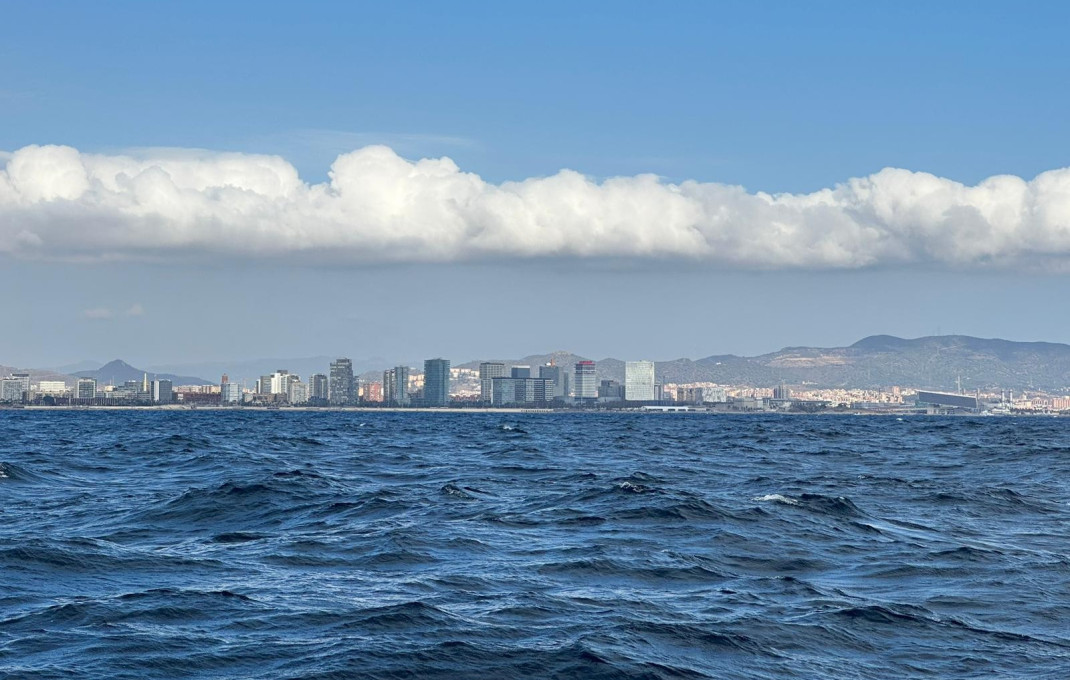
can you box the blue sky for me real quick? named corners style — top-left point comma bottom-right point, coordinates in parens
top-left (2, 1), bottom-right (1070, 372)
top-left (5, 1), bottom-right (1068, 188)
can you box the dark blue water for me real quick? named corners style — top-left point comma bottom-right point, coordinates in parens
top-left (1, 412), bottom-right (1068, 678)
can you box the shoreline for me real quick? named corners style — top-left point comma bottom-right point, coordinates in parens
top-left (2, 405), bottom-right (1062, 417)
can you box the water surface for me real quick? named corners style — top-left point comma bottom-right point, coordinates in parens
top-left (1, 412), bottom-right (1068, 678)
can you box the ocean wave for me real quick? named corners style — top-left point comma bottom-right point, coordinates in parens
top-left (2, 412), bottom-right (1069, 677)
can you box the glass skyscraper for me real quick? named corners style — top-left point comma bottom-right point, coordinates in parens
top-left (574, 361), bottom-right (597, 400)
top-left (423, 358), bottom-right (450, 407)
top-left (625, 360), bottom-right (656, 401)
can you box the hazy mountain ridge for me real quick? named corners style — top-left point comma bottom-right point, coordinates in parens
top-left (0, 365), bottom-right (78, 386)
top-left (10, 335), bottom-right (1070, 391)
top-left (458, 336), bottom-right (1070, 391)
top-left (149, 356), bottom-right (397, 387)
top-left (754, 335), bottom-right (1070, 390)
top-left (73, 360), bottom-right (213, 386)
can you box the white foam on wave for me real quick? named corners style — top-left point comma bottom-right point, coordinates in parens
top-left (753, 494), bottom-right (798, 505)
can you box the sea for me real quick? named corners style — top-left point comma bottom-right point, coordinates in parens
top-left (1, 411), bottom-right (1068, 679)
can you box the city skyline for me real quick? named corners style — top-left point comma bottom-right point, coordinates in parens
top-left (11, 329), bottom-right (1070, 391)
top-left (10, 350), bottom-right (1069, 415)
top-left (10, 329), bottom-right (1066, 412)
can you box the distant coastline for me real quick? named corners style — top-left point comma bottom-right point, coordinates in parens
top-left (3, 405), bottom-right (1063, 417)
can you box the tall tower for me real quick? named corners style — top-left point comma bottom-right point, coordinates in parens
top-left (539, 363), bottom-right (568, 400)
top-left (479, 362), bottom-right (506, 403)
top-left (309, 373), bottom-right (329, 402)
top-left (329, 358), bottom-right (354, 405)
top-left (392, 366), bottom-right (411, 406)
top-left (574, 361), bottom-right (597, 400)
top-left (624, 361), bottom-right (656, 401)
top-left (423, 358), bottom-right (451, 407)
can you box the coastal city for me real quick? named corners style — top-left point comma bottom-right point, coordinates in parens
top-left (2, 356), bottom-right (1069, 415)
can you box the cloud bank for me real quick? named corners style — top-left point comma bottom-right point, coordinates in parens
top-left (2, 143), bottom-right (1069, 269)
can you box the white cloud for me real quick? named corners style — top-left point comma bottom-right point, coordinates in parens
top-left (2, 143), bottom-right (1070, 269)
top-left (82, 307), bottom-right (114, 320)
top-left (80, 303), bottom-right (144, 320)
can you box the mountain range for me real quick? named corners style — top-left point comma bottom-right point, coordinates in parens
top-left (7, 335), bottom-right (1070, 391)
top-left (459, 336), bottom-right (1070, 392)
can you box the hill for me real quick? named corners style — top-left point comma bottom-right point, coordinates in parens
top-left (15, 335), bottom-right (1070, 392)
top-left (147, 356), bottom-right (397, 386)
top-left (457, 351), bottom-right (591, 373)
top-left (456, 336), bottom-right (1070, 392)
top-left (73, 360), bottom-right (213, 387)
top-left (738, 335), bottom-right (1070, 391)
top-left (0, 365), bottom-right (78, 386)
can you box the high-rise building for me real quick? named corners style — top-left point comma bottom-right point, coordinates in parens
top-left (383, 369), bottom-right (395, 404)
top-left (329, 359), bottom-right (354, 405)
top-left (479, 362), bottom-right (506, 403)
top-left (116, 380), bottom-right (141, 402)
top-left (491, 377), bottom-right (554, 405)
top-left (0, 373), bottom-right (30, 402)
top-left (423, 359), bottom-right (451, 407)
top-left (538, 364), bottom-right (569, 400)
top-left (574, 361), bottom-right (597, 400)
top-left (288, 379), bottom-right (309, 404)
top-left (704, 387), bottom-right (728, 403)
top-left (490, 377), bottom-right (515, 405)
top-left (511, 366), bottom-right (531, 379)
top-left (625, 361), bottom-right (656, 401)
top-left (11, 373), bottom-right (30, 395)
top-left (309, 373), bottom-right (329, 402)
top-left (385, 366), bottom-right (411, 406)
top-left (221, 382), bottom-right (242, 403)
top-left (365, 381), bottom-right (383, 402)
top-left (258, 374), bottom-right (273, 395)
top-left (0, 378), bottom-right (24, 402)
top-left (269, 370), bottom-right (294, 396)
top-left (38, 380), bottom-right (67, 394)
top-left (151, 379), bottom-right (173, 404)
top-left (525, 377), bottom-right (553, 404)
top-left (76, 378), bottom-right (97, 400)
top-left (773, 384), bottom-right (792, 400)
top-left (599, 379), bottom-right (625, 401)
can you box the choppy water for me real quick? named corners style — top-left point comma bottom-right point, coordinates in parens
top-left (1, 411), bottom-right (1068, 678)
